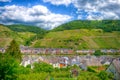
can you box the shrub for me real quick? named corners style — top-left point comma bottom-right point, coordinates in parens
top-left (87, 67), bottom-right (96, 72)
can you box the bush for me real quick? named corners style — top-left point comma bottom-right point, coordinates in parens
top-left (17, 66), bottom-right (31, 74)
top-left (87, 67), bottom-right (97, 73)
top-left (33, 62), bottom-right (54, 73)
top-left (94, 50), bottom-right (103, 56)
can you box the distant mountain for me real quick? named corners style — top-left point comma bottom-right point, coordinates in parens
top-left (52, 20), bottom-right (120, 32)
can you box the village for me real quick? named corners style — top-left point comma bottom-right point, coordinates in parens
top-left (0, 45), bottom-right (120, 55)
top-left (0, 45), bottom-right (120, 79)
top-left (21, 55), bottom-right (113, 69)
top-left (20, 53), bottom-right (120, 80)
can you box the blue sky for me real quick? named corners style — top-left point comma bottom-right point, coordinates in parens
top-left (0, 0), bottom-right (120, 29)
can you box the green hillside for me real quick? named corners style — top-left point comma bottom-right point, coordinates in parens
top-left (1, 20), bottom-right (120, 49)
top-left (52, 20), bottom-right (120, 32)
top-left (0, 24), bottom-right (48, 47)
top-left (0, 24), bottom-right (22, 47)
top-left (6, 24), bottom-right (47, 45)
top-left (32, 29), bottom-right (120, 49)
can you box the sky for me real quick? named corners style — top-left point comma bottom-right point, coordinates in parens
top-left (0, 0), bottom-right (120, 29)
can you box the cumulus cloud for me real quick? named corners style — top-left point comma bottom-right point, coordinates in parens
top-left (72, 0), bottom-right (120, 20)
top-left (0, 0), bottom-right (11, 2)
top-left (43, 0), bottom-right (120, 20)
top-left (0, 5), bottom-right (72, 29)
top-left (43, 0), bottom-right (72, 6)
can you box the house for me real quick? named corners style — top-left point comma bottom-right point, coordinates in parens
top-left (71, 58), bottom-right (80, 66)
top-left (49, 56), bottom-right (69, 68)
top-left (106, 58), bottom-right (120, 80)
top-left (20, 45), bottom-right (74, 54)
top-left (59, 57), bottom-right (69, 68)
top-left (20, 55), bottom-right (40, 69)
top-left (101, 49), bottom-right (118, 54)
top-left (117, 49), bottom-right (120, 53)
top-left (100, 56), bottom-right (113, 65)
top-left (49, 57), bottom-right (60, 68)
top-left (79, 60), bottom-right (87, 71)
top-left (76, 50), bottom-right (95, 54)
top-left (20, 46), bottom-right (32, 54)
top-left (20, 55), bottom-right (30, 67)
top-left (52, 63), bottom-right (60, 68)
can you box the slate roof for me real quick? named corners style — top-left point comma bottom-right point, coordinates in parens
top-left (112, 58), bottom-right (120, 74)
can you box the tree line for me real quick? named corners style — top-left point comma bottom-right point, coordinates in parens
top-left (52, 20), bottom-right (120, 32)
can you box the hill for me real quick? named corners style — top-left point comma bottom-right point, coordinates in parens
top-left (1, 20), bottom-right (120, 49)
top-left (6, 24), bottom-right (47, 45)
top-left (32, 29), bottom-right (120, 49)
top-left (0, 24), bottom-right (23, 47)
top-left (52, 20), bottom-right (120, 32)
top-left (0, 24), bottom-right (46, 47)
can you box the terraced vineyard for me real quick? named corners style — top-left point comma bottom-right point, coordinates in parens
top-left (32, 29), bottom-right (120, 49)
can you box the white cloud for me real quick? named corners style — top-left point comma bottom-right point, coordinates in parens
top-left (43, 0), bottom-right (72, 6)
top-left (43, 0), bottom-right (120, 20)
top-left (0, 0), bottom-right (11, 2)
top-left (72, 0), bottom-right (120, 20)
top-left (0, 5), bottom-right (72, 29)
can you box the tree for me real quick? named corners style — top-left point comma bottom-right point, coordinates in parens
top-left (33, 62), bottom-right (54, 73)
top-left (6, 39), bottom-right (22, 62)
top-left (94, 50), bottom-right (102, 56)
top-left (98, 71), bottom-right (109, 80)
top-left (0, 54), bottom-right (19, 80)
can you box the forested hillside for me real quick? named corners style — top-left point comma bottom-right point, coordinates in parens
top-left (52, 20), bottom-right (120, 32)
top-left (6, 24), bottom-right (46, 34)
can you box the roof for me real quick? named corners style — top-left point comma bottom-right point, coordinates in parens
top-left (112, 58), bottom-right (120, 74)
